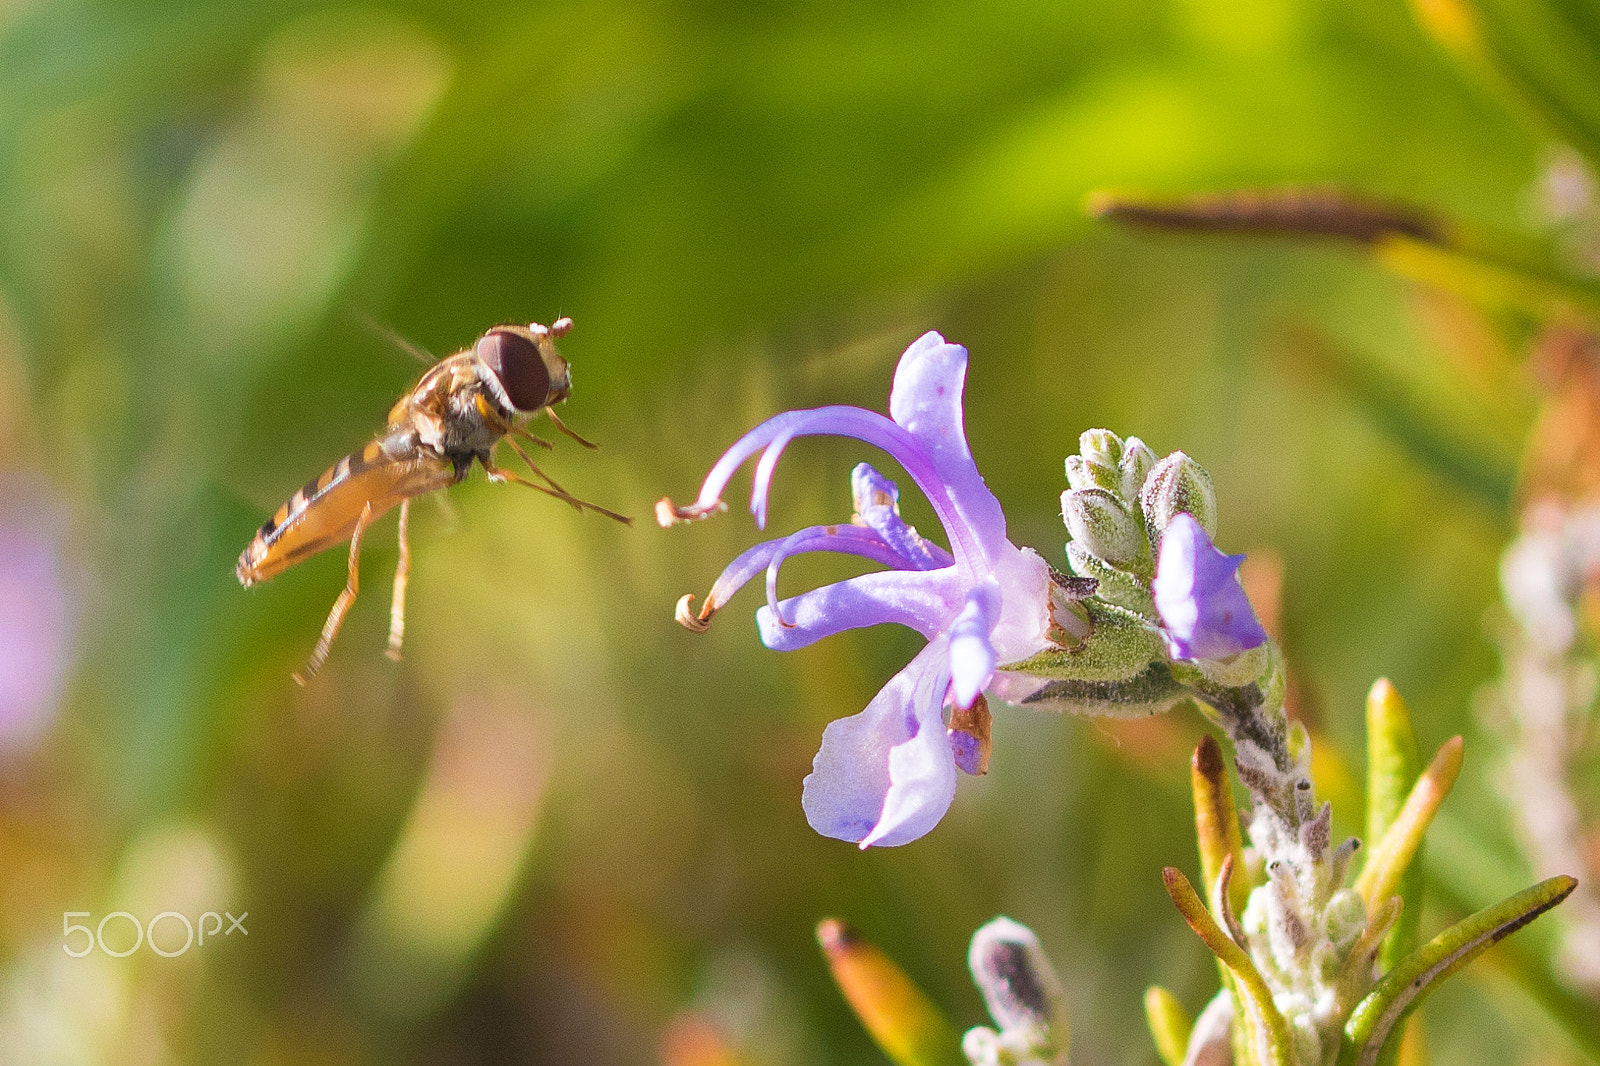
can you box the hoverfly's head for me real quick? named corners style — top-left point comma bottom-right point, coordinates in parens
top-left (475, 318), bottom-right (574, 413)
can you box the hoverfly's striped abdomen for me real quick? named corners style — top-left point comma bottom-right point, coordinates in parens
top-left (236, 433), bottom-right (456, 586)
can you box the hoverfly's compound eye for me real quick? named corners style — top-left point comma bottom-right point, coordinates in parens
top-left (476, 328), bottom-right (552, 412)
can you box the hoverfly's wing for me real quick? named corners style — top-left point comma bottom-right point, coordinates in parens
top-left (348, 309), bottom-right (438, 366)
top-left (238, 437), bottom-right (459, 585)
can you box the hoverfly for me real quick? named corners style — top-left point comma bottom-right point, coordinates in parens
top-left (237, 318), bottom-right (629, 684)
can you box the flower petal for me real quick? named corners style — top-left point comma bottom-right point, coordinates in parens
top-left (802, 639), bottom-right (959, 848)
top-left (1152, 513), bottom-right (1268, 661)
top-left (983, 545), bottom-right (1055, 663)
top-left (757, 567), bottom-right (967, 650)
top-left (947, 578), bottom-right (1001, 708)
top-left (887, 333), bottom-right (1010, 565)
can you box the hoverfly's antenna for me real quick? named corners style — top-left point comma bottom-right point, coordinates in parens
top-left (532, 316), bottom-right (596, 448)
top-left (528, 317), bottom-right (574, 341)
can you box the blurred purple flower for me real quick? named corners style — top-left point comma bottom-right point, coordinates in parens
top-left (659, 332), bottom-right (1054, 847)
top-left (1151, 512), bottom-right (1266, 661)
top-left (0, 480), bottom-right (73, 751)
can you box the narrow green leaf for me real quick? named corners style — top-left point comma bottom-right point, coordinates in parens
top-left (1333, 896), bottom-right (1403, 1021)
top-left (1355, 737), bottom-right (1463, 910)
top-left (1193, 735), bottom-right (1250, 921)
top-left (1144, 986), bottom-right (1192, 1066)
top-left (1365, 680), bottom-right (1421, 845)
top-left (1364, 680), bottom-right (1426, 970)
top-left (1089, 181), bottom-right (1600, 332)
top-left (1409, 0), bottom-right (1600, 167)
top-left (1428, 878), bottom-right (1600, 1064)
top-left (1163, 867), bottom-right (1290, 1066)
top-left (1375, 235), bottom-right (1600, 325)
top-left (1396, 1019), bottom-right (1428, 1066)
top-left (1084, 187), bottom-right (1443, 245)
top-left (1341, 876), bottom-right (1579, 1066)
top-left (1470, 0), bottom-right (1600, 167)
top-left (817, 920), bottom-right (965, 1066)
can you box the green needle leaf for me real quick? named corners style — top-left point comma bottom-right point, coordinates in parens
top-left (1355, 736), bottom-right (1464, 911)
top-left (1409, 0), bottom-right (1600, 168)
top-left (1163, 866), bottom-right (1291, 1066)
top-left (1341, 875), bottom-right (1579, 1066)
top-left (816, 919), bottom-right (965, 1066)
top-left (1365, 680), bottom-right (1426, 970)
top-left (1193, 735), bottom-right (1250, 922)
top-left (1365, 680), bottom-right (1422, 844)
top-left (1144, 986), bottom-right (1192, 1066)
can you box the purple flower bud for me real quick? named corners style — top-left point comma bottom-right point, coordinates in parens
top-left (1152, 513), bottom-right (1267, 661)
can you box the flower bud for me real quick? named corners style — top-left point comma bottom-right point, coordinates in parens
top-left (1140, 452), bottom-right (1218, 545)
top-left (1066, 542), bottom-right (1154, 615)
top-left (1064, 452), bottom-right (1118, 493)
top-left (1119, 437), bottom-right (1157, 504)
top-left (1323, 888), bottom-right (1368, 954)
top-left (965, 917), bottom-right (1069, 1066)
top-left (1061, 487), bottom-right (1147, 567)
top-left (1079, 428), bottom-right (1124, 469)
top-left (1063, 454), bottom-right (1094, 491)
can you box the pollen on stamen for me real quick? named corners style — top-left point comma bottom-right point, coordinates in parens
top-left (675, 594), bottom-right (715, 633)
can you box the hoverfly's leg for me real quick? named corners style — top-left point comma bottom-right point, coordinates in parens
top-left (509, 424), bottom-right (554, 450)
top-left (545, 407), bottom-right (599, 449)
top-left (503, 435), bottom-right (572, 495)
top-left (294, 502), bottom-right (374, 685)
top-left (386, 498), bottom-right (411, 662)
top-left (482, 460), bottom-right (633, 525)
top-left (470, 391), bottom-right (553, 453)
top-left (482, 460), bottom-right (582, 513)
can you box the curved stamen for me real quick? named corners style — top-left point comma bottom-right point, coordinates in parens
top-left (656, 497), bottom-right (726, 525)
top-left (762, 525), bottom-right (926, 628)
top-left (757, 566), bottom-right (970, 651)
top-left (676, 525), bottom-right (927, 633)
top-left (656, 406), bottom-right (987, 572)
top-left (675, 593), bottom-right (712, 632)
top-left (751, 425), bottom-right (799, 530)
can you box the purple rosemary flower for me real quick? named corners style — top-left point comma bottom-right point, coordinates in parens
top-left (1151, 512), bottom-right (1267, 661)
top-left (658, 332), bottom-right (1057, 848)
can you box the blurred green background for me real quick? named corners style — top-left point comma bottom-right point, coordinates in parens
top-left (0, 0), bottom-right (1589, 1062)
